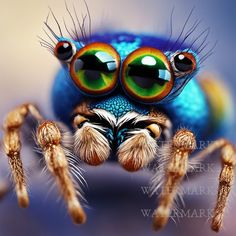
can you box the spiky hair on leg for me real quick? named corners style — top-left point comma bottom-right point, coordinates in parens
top-left (150, 142), bottom-right (172, 196)
top-left (35, 122), bottom-right (87, 202)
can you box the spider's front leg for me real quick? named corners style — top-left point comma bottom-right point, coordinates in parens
top-left (153, 131), bottom-right (236, 232)
top-left (153, 129), bottom-right (196, 230)
top-left (2, 104), bottom-right (86, 223)
top-left (3, 104), bottom-right (43, 207)
top-left (37, 121), bottom-right (86, 224)
top-left (193, 139), bottom-right (236, 232)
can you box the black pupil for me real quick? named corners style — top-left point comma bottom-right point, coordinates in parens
top-left (128, 64), bottom-right (166, 88)
top-left (174, 54), bottom-right (193, 72)
top-left (78, 53), bottom-right (116, 73)
top-left (57, 42), bottom-right (73, 61)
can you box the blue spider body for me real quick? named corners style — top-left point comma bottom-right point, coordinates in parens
top-left (51, 33), bottom-right (220, 143)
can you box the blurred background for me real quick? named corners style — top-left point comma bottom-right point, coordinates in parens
top-left (0, 0), bottom-right (235, 235)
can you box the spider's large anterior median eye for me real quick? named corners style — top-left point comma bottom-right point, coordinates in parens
top-left (121, 47), bottom-right (174, 103)
top-left (54, 41), bottom-right (76, 61)
top-left (171, 52), bottom-right (197, 77)
top-left (70, 42), bottom-right (120, 95)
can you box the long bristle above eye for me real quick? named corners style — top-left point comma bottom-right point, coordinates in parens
top-left (199, 40), bottom-right (218, 64)
top-left (42, 29), bottom-right (57, 45)
top-left (40, 1), bottom-right (92, 51)
top-left (38, 39), bottom-right (54, 53)
top-left (168, 7), bottom-right (196, 52)
top-left (83, 0), bottom-right (92, 42)
top-left (49, 7), bottom-right (63, 37)
top-left (72, 4), bottom-right (87, 43)
top-left (39, 41), bottom-right (53, 51)
top-left (164, 6), bottom-right (215, 65)
top-left (40, 10), bottom-right (62, 48)
top-left (165, 6), bottom-right (214, 66)
top-left (187, 27), bottom-right (211, 53)
top-left (65, 1), bottom-right (80, 42)
top-left (81, 14), bottom-right (88, 43)
top-left (177, 19), bottom-right (202, 50)
top-left (44, 21), bottom-right (60, 41)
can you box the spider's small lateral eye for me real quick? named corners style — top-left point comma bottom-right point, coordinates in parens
top-left (70, 42), bottom-right (120, 96)
top-left (172, 52), bottom-right (196, 76)
top-left (121, 47), bottom-right (174, 103)
top-left (54, 41), bottom-right (76, 61)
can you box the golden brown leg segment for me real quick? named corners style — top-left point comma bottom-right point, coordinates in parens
top-left (3, 104), bottom-right (43, 207)
top-left (37, 121), bottom-right (86, 224)
top-left (212, 144), bottom-right (236, 232)
top-left (153, 129), bottom-right (196, 230)
top-left (3, 104), bottom-right (85, 224)
top-left (194, 139), bottom-right (236, 232)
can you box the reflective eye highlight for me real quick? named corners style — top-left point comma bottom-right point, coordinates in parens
top-left (121, 47), bottom-right (174, 103)
top-left (70, 42), bottom-right (120, 95)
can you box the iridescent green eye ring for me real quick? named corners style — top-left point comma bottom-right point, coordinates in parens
top-left (121, 47), bottom-right (174, 103)
top-left (70, 42), bottom-right (121, 95)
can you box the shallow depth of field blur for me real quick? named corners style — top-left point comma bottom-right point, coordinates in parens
top-left (0, 0), bottom-right (236, 236)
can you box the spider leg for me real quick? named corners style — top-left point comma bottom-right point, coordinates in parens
top-left (37, 121), bottom-right (86, 224)
top-left (153, 129), bottom-right (196, 230)
top-left (3, 104), bottom-right (86, 224)
top-left (3, 104), bottom-right (43, 207)
top-left (192, 139), bottom-right (236, 232)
